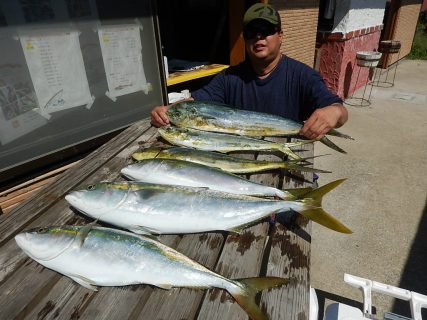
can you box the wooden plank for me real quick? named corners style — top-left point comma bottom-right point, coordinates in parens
top-left (260, 141), bottom-right (314, 320)
top-left (0, 160), bottom-right (79, 198)
top-left (198, 223), bottom-right (270, 320)
top-left (135, 233), bottom-right (224, 320)
top-left (197, 148), bottom-right (281, 320)
top-left (0, 120), bottom-right (154, 245)
top-left (0, 124), bottom-right (315, 320)
top-left (0, 259), bottom-right (61, 319)
top-left (0, 123), bottom-right (160, 319)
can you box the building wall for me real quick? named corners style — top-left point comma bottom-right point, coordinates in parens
top-left (316, 0), bottom-right (387, 98)
top-left (333, 0), bottom-right (387, 34)
top-left (381, 0), bottom-right (422, 67)
top-left (318, 27), bottom-right (382, 98)
top-left (270, 0), bottom-right (320, 67)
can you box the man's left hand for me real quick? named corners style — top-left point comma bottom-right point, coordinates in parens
top-left (300, 104), bottom-right (348, 140)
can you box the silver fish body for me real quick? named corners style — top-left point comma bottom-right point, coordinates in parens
top-left (158, 126), bottom-right (306, 160)
top-left (167, 101), bottom-right (353, 153)
top-left (167, 100), bottom-right (302, 136)
top-left (15, 225), bottom-right (288, 320)
top-left (121, 158), bottom-right (290, 199)
top-left (65, 183), bottom-right (304, 234)
top-left (15, 226), bottom-right (230, 288)
top-left (131, 146), bottom-right (331, 174)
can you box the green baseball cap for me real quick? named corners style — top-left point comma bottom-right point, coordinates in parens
top-left (243, 3), bottom-right (281, 27)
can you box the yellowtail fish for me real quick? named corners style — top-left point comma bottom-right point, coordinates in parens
top-left (121, 159), bottom-right (297, 199)
top-left (158, 126), bottom-right (311, 160)
top-left (132, 146), bottom-right (331, 174)
top-left (15, 225), bottom-right (288, 320)
top-left (65, 180), bottom-right (352, 234)
top-left (167, 100), bottom-right (354, 154)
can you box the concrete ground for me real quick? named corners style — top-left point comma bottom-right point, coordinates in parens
top-left (311, 59), bottom-right (427, 319)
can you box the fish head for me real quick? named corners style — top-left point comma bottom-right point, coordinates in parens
top-left (121, 162), bottom-right (148, 180)
top-left (132, 147), bottom-right (163, 161)
top-left (166, 101), bottom-right (195, 122)
top-left (65, 184), bottom-right (128, 217)
top-left (15, 226), bottom-right (77, 261)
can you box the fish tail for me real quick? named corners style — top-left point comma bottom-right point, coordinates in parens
top-left (299, 179), bottom-right (352, 234)
top-left (287, 153), bottom-right (331, 164)
top-left (320, 136), bottom-right (347, 154)
top-left (277, 145), bottom-right (302, 160)
top-left (230, 277), bottom-right (289, 320)
top-left (328, 129), bottom-right (354, 140)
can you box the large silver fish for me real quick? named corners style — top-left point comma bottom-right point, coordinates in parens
top-left (158, 126), bottom-right (310, 160)
top-left (132, 146), bottom-right (331, 174)
top-left (15, 225), bottom-right (288, 320)
top-left (65, 180), bottom-right (352, 234)
top-left (166, 100), bottom-right (353, 154)
top-left (121, 158), bottom-right (295, 199)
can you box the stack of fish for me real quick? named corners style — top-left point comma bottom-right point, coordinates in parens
top-left (15, 101), bottom-right (353, 320)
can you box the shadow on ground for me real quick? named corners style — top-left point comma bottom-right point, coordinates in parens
top-left (392, 197), bottom-right (427, 318)
top-left (315, 198), bottom-right (427, 319)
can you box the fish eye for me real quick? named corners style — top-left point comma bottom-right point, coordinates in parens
top-left (37, 227), bottom-right (48, 233)
top-left (87, 185), bottom-right (95, 191)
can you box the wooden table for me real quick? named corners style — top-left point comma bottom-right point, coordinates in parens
top-left (0, 119), bottom-right (313, 320)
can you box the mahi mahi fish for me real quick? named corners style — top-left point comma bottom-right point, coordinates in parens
top-left (132, 146), bottom-right (331, 174)
top-left (158, 126), bottom-right (310, 160)
top-left (121, 158), bottom-right (295, 199)
top-left (15, 225), bottom-right (287, 320)
top-left (65, 180), bottom-right (352, 234)
top-left (166, 100), bottom-right (354, 154)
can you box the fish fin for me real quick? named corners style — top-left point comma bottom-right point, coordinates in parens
top-left (75, 220), bottom-right (97, 248)
top-left (287, 153), bottom-right (331, 163)
top-left (298, 179), bottom-right (352, 234)
top-left (277, 145), bottom-right (301, 160)
top-left (282, 187), bottom-right (314, 199)
top-left (299, 207), bottom-right (352, 234)
top-left (231, 277), bottom-right (289, 320)
top-left (320, 136), bottom-right (347, 154)
top-left (69, 274), bottom-right (98, 291)
top-left (227, 226), bottom-right (244, 235)
top-left (156, 283), bottom-right (173, 290)
top-left (328, 129), bottom-right (354, 140)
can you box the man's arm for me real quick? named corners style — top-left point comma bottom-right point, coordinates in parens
top-left (299, 103), bottom-right (348, 140)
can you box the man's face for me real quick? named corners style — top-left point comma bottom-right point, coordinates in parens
top-left (244, 20), bottom-right (282, 61)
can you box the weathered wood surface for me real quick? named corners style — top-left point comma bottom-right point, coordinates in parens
top-left (0, 121), bottom-right (314, 320)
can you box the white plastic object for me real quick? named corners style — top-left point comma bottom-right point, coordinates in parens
top-left (164, 56), bottom-right (169, 78)
top-left (324, 302), bottom-right (367, 320)
top-left (344, 273), bottom-right (427, 320)
top-left (310, 286), bottom-right (319, 320)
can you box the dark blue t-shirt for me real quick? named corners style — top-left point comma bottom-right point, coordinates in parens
top-left (191, 55), bottom-right (342, 122)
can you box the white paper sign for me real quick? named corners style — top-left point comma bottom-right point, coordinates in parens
top-left (20, 30), bottom-right (93, 118)
top-left (0, 65), bottom-right (47, 145)
top-left (98, 24), bottom-right (150, 101)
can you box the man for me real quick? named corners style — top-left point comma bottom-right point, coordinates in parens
top-left (151, 3), bottom-right (348, 140)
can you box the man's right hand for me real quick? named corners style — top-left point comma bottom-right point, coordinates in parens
top-left (150, 105), bottom-right (170, 127)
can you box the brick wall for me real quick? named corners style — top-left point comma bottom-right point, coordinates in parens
top-left (382, 0), bottom-right (422, 67)
top-left (269, 0), bottom-right (320, 67)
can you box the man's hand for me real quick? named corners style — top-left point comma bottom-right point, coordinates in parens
top-left (151, 105), bottom-right (170, 127)
top-left (300, 104), bottom-right (348, 140)
top-left (150, 98), bottom-right (194, 127)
